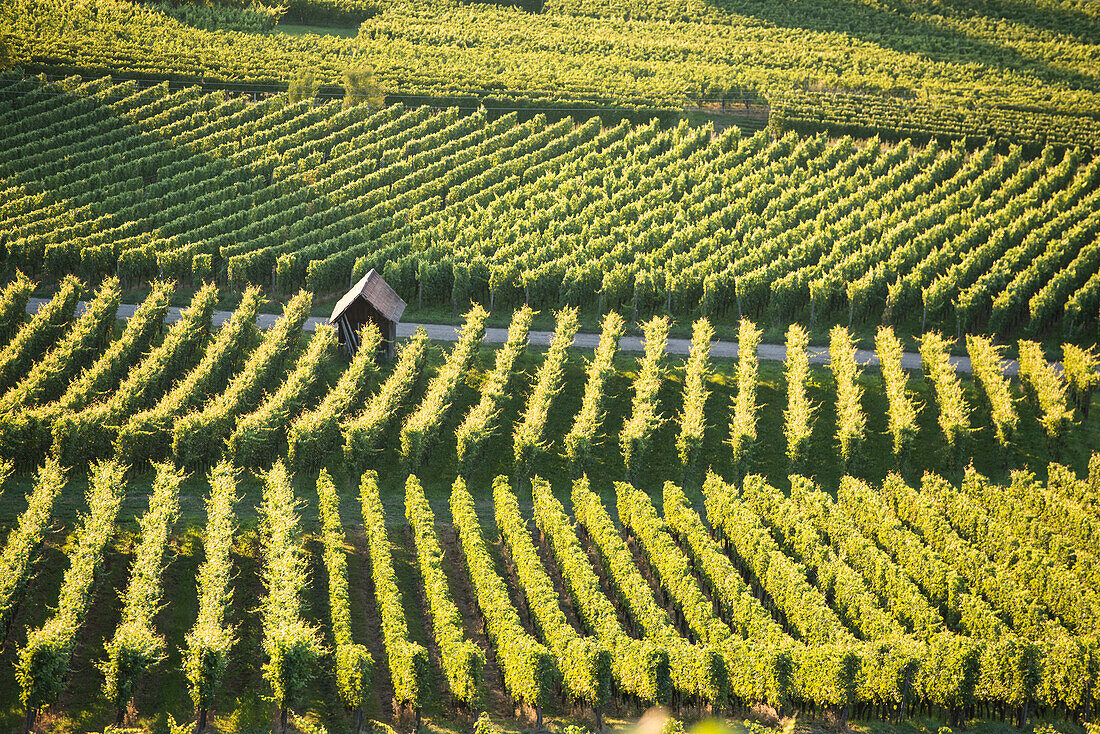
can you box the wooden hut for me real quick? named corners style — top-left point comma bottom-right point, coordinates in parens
top-left (328, 269), bottom-right (406, 359)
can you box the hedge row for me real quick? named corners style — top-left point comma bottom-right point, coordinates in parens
top-left (875, 326), bottom-right (918, 461)
top-left (227, 324), bottom-right (336, 469)
top-left (343, 328), bottom-right (429, 471)
top-left (456, 306), bottom-right (532, 476)
top-left (405, 474), bottom-right (483, 706)
top-left (0, 275), bottom-right (81, 394)
top-left (496, 476), bottom-right (611, 708)
top-left (259, 462), bottom-right (326, 731)
top-left (563, 312), bottom-right (624, 474)
top-left (401, 307), bottom-right (487, 469)
top-left (531, 476), bottom-right (671, 703)
top-left (727, 319), bottom-right (762, 478)
top-left (287, 323), bottom-right (381, 473)
top-left (451, 477), bottom-right (555, 712)
top-left (317, 469), bottom-right (373, 716)
top-left (0, 458), bottom-right (65, 642)
top-left (359, 470), bottom-right (428, 711)
top-left (173, 291), bottom-right (311, 469)
top-left (17, 460), bottom-right (126, 726)
top-left (573, 476), bottom-right (724, 704)
top-left (513, 308), bottom-right (579, 475)
top-left (619, 316), bottom-right (668, 483)
top-left (117, 287), bottom-right (262, 467)
top-left (183, 461), bottom-right (239, 734)
top-left (102, 462), bottom-right (183, 721)
top-left (676, 319), bottom-right (713, 482)
top-left (0, 277), bottom-right (119, 413)
top-left (53, 284), bottom-right (218, 467)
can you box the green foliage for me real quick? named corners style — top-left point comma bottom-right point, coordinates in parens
top-left (228, 324), bottom-right (337, 468)
top-left (154, 0), bottom-right (284, 31)
top-left (456, 307), bottom-right (532, 476)
top-left (783, 324), bottom-right (813, 471)
top-left (288, 68), bottom-right (319, 105)
top-left (342, 328), bottom-right (428, 470)
top-left (0, 274), bottom-right (81, 394)
top-left (317, 469), bottom-right (373, 712)
top-left (531, 476), bottom-right (670, 703)
top-left (359, 470), bottom-right (428, 710)
top-left (875, 325), bottom-right (918, 461)
top-left (1062, 343), bottom-right (1098, 418)
top-left (513, 307), bottom-right (579, 475)
top-left (450, 476), bottom-right (555, 709)
top-left (0, 277), bottom-right (120, 413)
top-left (563, 312), bottom-right (624, 474)
top-left (54, 281), bottom-right (175, 414)
top-left (401, 306), bottom-right (486, 469)
top-left (405, 474), bottom-right (483, 705)
top-left (259, 462), bottom-right (326, 719)
top-left (18, 460), bottom-right (126, 714)
top-left (574, 476), bottom-right (724, 703)
top-left (117, 287), bottom-right (262, 467)
top-left (1017, 340), bottom-right (1072, 439)
top-left (52, 284), bottom-right (218, 467)
top-left (0, 458), bottom-right (64, 640)
top-left (663, 482), bottom-right (792, 705)
top-left (728, 318), bottom-right (762, 479)
top-left (495, 476), bottom-right (610, 707)
top-left (829, 326), bottom-right (865, 469)
top-left (920, 332), bottom-right (970, 454)
top-left (619, 316), bottom-right (668, 483)
top-left (173, 291), bottom-right (311, 469)
top-left (102, 462), bottom-right (183, 718)
top-left (703, 472), bottom-right (852, 647)
top-left (965, 335), bottom-right (1017, 447)
top-left (183, 461), bottom-right (238, 718)
top-left (342, 65), bottom-right (385, 110)
top-left (0, 272), bottom-right (35, 345)
top-left (288, 323), bottom-right (380, 473)
top-left (676, 318), bottom-right (712, 483)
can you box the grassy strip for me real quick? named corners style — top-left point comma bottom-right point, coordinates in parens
top-left (17, 460), bottom-right (126, 729)
top-left (317, 469), bottom-right (373, 722)
top-left (451, 476), bottom-right (554, 715)
top-left (401, 306), bottom-right (487, 470)
top-left (0, 277), bottom-right (119, 412)
top-left (227, 324), bottom-right (337, 468)
top-left (359, 470), bottom-right (428, 713)
top-left (496, 476), bottom-right (610, 710)
top-left (531, 476), bottom-right (670, 703)
top-left (619, 316), bottom-right (668, 483)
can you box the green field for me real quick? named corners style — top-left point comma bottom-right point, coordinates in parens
top-left (3, 0), bottom-right (1100, 730)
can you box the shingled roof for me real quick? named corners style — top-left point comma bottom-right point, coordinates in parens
top-left (329, 269), bottom-right (407, 324)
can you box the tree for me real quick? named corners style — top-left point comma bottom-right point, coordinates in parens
top-left (287, 68), bottom-right (318, 105)
top-left (342, 65), bottom-right (384, 109)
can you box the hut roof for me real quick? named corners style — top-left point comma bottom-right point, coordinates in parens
top-left (329, 269), bottom-right (407, 324)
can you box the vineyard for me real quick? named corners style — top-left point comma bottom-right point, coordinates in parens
top-left (3, 77), bottom-right (1100, 342)
top-left (3, 0), bottom-right (1100, 149)
top-left (0, 291), bottom-right (1097, 732)
top-left (3, 0), bottom-right (1100, 729)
